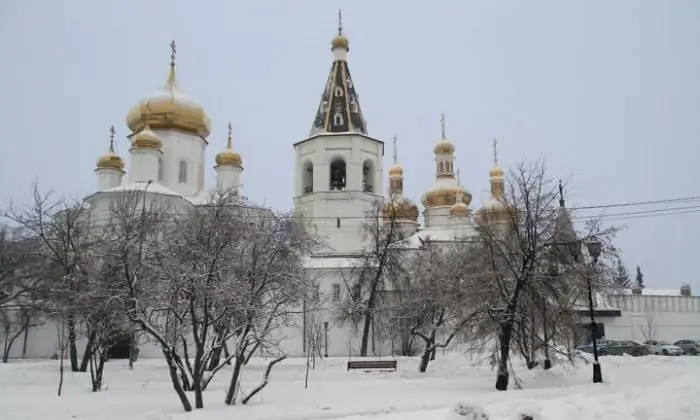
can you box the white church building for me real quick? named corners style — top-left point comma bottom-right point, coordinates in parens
top-left (6, 18), bottom-right (698, 359)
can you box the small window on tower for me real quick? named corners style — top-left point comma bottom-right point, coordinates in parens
top-left (336, 217), bottom-right (341, 228)
top-left (178, 161), bottom-right (187, 184)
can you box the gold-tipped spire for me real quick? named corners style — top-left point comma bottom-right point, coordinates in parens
top-left (166, 40), bottom-right (177, 87)
top-left (96, 125), bottom-right (125, 170)
top-left (489, 138), bottom-right (504, 178)
top-left (434, 112), bottom-right (455, 155)
top-left (215, 121), bottom-right (243, 168)
top-left (331, 9), bottom-right (350, 51)
top-left (388, 135), bottom-right (403, 178)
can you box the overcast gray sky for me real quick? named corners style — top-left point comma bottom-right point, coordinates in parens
top-left (1, 0), bottom-right (698, 290)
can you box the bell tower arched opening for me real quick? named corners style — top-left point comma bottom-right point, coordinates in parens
top-left (362, 159), bottom-right (374, 193)
top-left (302, 160), bottom-right (314, 194)
top-left (330, 157), bottom-right (346, 191)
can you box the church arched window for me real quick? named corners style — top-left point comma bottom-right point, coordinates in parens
top-left (329, 157), bottom-right (346, 191)
top-left (302, 160), bottom-right (314, 194)
top-left (178, 160), bottom-right (187, 184)
top-left (362, 160), bottom-right (374, 193)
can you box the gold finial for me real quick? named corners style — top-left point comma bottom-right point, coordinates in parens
top-left (440, 112), bottom-right (446, 139)
top-left (227, 122), bottom-right (233, 149)
top-left (392, 135), bottom-right (398, 165)
top-left (109, 125), bottom-right (116, 152)
top-left (493, 138), bottom-right (499, 167)
top-left (338, 9), bottom-right (343, 36)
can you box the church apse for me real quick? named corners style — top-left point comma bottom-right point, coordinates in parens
top-left (302, 160), bottom-right (314, 194)
top-left (330, 157), bottom-right (347, 191)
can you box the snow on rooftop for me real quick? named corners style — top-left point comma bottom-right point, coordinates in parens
top-left (302, 255), bottom-right (365, 269)
top-left (614, 288), bottom-right (688, 297)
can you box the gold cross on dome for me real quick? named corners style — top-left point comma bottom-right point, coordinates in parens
top-left (440, 112), bottom-right (446, 139)
top-left (108, 125), bottom-right (115, 152)
top-left (492, 138), bottom-right (499, 167)
top-left (170, 40), bottom-right (177, 66)
top-left (392, 135), bottom-right (398, 164)
top-left (227, 122), bottom-right (233, 149)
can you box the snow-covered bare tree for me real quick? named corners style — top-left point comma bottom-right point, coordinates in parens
top-left (471, 161), bottom-right (617, 390)
top-left (0, 226), bottom-right (46, 361)
top-left (392, 240), bottom-right (487, 372)
top-left (4, 184), bottom-right (98, 372)
top-left (222, 203), bottom-right (318, 406)
top-left (334, 201), bottom-right (403, 357)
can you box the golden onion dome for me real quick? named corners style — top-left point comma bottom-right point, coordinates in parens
top-left (489, 166), bottom-right (504, 178)
top-left (215, 123), bottom-right (242, 168)
top-left (96, 152), bottom-right (125, 171)
top-left (382, 197), bottom-right (419, 222)
top-left (422, 185), bottom-right (472, 208)
top-left (331, 34), bottom-right (349, 51)
top-left (449, 202), bottom-right (470, 217)
top-left (388, 164), bottom-right (403, 177)
top-left (131, 124), bottom-right (162, 150)
top-left (215, 150), bottom-right (242, 168)
top-left (125, 42), bottom-right (211, 138)
top-left (434, 139), bottom-right (455, 156)
top-left (96, 126), bottom-right (125, 171)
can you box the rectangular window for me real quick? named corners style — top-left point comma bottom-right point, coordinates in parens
top-left (332, 283), bottom-right (341, 302)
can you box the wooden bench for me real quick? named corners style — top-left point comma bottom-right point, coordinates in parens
top-left (346, 359), bottom-right (398, 372)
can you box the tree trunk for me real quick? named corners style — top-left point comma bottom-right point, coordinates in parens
top-left (79, 331), bottom-right (96, 372)
top-left (495, 324), bottom-right (514, 391)
top-left (193, 347), bottom-right (204, 409)
top-left (57, 345), bottom-right (65, 397)
top-left (163, 348), bottom-right (192, 412)
top-left (67, 317), bottom-right (79, 372)
top-left (22, 319), bottom-right (31, 358)
top-left (418, 345), bottom-right (432, 373)
top-left (224, 354), bottom-right (246, 405)
top-left (359, 312), bottom-right (372, 357)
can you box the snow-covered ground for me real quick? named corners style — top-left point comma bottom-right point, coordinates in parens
top-left (1, 352), bottom-right (699, 420)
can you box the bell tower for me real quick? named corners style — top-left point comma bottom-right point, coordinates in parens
top-left (293, 11), bottom-right (384, 254)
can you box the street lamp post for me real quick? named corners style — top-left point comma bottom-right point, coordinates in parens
top-left (585, 237), bottom-right (603, 384)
